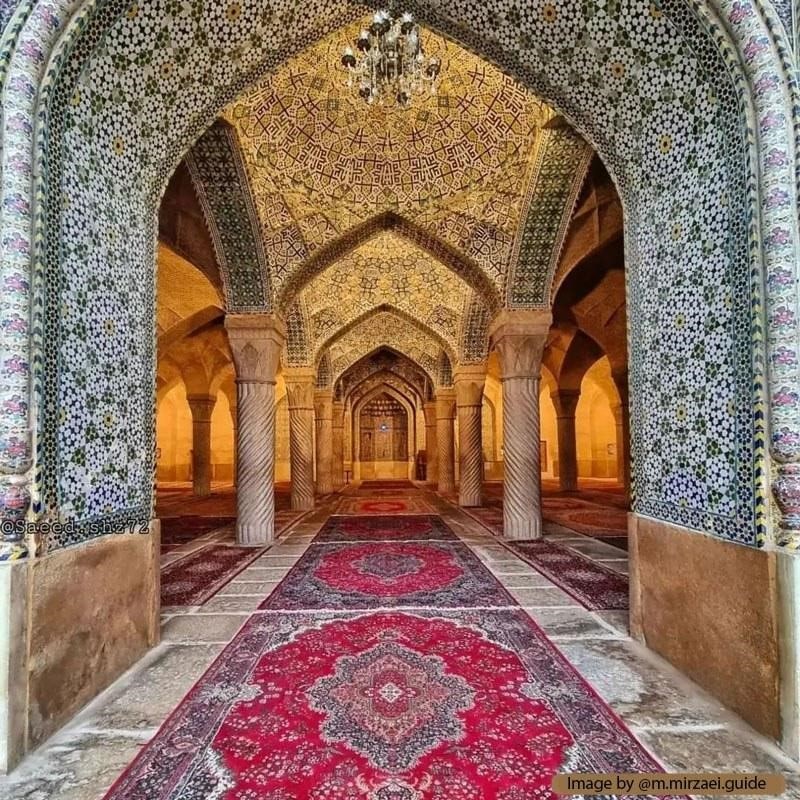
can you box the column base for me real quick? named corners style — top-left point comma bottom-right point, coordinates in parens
top-left (629, 513), bottom-right (782, 745)
top-left (458, 488), bottom-right (483, 507)
top-left (236, 521), bottom-right (274, 546)
top-left (503, 515), bottom-right (542, 540)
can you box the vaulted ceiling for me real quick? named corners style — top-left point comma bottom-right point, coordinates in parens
top-left (167, 17), bottom-right (594, 400)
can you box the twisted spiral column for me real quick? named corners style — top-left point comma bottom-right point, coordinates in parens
top-left (229, 402), bottom-right (238, 487)
top-left (187, 394), bottom-right (216, 498)
top-left (314, 390), bottom-right (334, 496)
top-left (436, 389), bottom-right (456, 495)
top-left (236, 381), bottom-right (277, 544)
top-left (490, 310), bottom-right (552, 540)
top-left (423, 401), bottom-right (438, 486)
top-left (332, 400), bottom-right (345, 490)
top-left (225, 314), bottom-right (285, 546)
top-left (455, 365), bottom-right (487, 507)
top-left (551, 389), bottom-right (580, 492)
top-left (285, 369), bottom-right (316, 511)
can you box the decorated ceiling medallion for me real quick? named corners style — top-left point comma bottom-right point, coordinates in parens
top-left (341, 9), bottom-right (441, 106)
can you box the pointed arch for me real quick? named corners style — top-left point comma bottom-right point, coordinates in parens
top-left (186, 119), bottom-right (271, 311)
top-left (276, 211), bottom-right (502, 315)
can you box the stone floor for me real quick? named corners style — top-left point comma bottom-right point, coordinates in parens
top-left (1, 486), bottom-right (799, 799)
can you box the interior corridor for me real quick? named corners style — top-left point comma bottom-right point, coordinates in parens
top-left (1, 483), bottom-right (796, 798)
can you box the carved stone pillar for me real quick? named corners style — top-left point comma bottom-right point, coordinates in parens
top-left (424, 401), bottom-right (438, 486)
top-left (229, 400), bottom-right (238, 486)
top-left (332, 400), bottom-right (345, 490)
top-left (489, 310), bottom-right (552, 540)
top-left (285, 368), bottom-right (316, 511)
top-left (187, 394), bottom-right (216, 497)
top-left (551, 389), bottom-right (580, 492)
top-left (225, 314), bottom-right (285, 545)
top-left (436, 389), bottom-right (457, 494)
top-left (454, 365), bottom-right (487, 507)
top-left (314, 389), bottom-right (334, 496)
top-left (612, 369), bottom-right (632, 500)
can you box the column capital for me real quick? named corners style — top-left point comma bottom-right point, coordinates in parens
top-left (435, 388), bottom-right (457, 419)
top-left (550, 388), bottom-right (581, 417)
top-left (423, 400), bottom-right (438, 425)
top-left (225, 313), bottom-right (286, 384)
top-left (283, 367), bottom-right (316, 409)
top-left (489, 309), bottom-right (552, 379)
top-left (186, 394), bottom-right (217, 422)
top-left (314, 389), bottom-right (334, 420)
top-left (453, 364), bottom-right (487, 407)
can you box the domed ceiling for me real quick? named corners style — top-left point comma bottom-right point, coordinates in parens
top-left (225, 19), bottom-right (552, 294)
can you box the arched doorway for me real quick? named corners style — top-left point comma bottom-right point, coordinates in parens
top-left (356, 392), bottom-right (410, 480)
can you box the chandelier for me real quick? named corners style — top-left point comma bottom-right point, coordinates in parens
top-left (341, 10), bottom-right (441, 106)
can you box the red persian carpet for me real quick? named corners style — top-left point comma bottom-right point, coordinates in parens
top-left (506, 539), bottom-right (629, 611)
top-left (161, 544), bottom-right (263, 606)
top-left (315, 514), bottom-right (459, 543)
top-left (159, 516), bottom-right (235, 553)
top-left (104, 610), bottom-right (683, 800)
top-left (261, 540), bottom-right (515, 610)
top-left (337, 497), bottom-right (433, 515)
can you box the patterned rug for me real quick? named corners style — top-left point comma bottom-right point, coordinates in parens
top-left (161, 544), bottom-right (264, 606)
top-left (506, 540), bottom-right (629, 610)
top-left (337, 496), bottom-right (433, 515)
top-left (315, 515), bottom-right (459, 543)
top-left (359, 480), bottom-right (415, 489)
top-left (104, 609), bottom-right (682, 800)
top-left (159, 516), bottom-right (235, 553)
top-left (261, 540), bottom-right (514, 610)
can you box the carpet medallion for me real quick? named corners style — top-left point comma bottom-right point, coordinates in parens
top-left (314, 515), bottom-right (459, 543)
top-left (161, 544), bottom-right (264, 606)
top-left (260, 541), bottom-right (514, 609)
top-left (337, 497), bottom-right (433, 515)
top-left (104, 610), bottom-right (682, 800)
top-left (507, 540), bottom-right (629, 611)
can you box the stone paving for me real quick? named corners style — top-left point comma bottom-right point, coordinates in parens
top-left (1, 488), bottom-right (798, 799)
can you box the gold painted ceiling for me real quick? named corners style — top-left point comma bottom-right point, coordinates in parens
top-left (327, 310), bottom-right (446, 383)
top-left (304, 231), bottom-right (471, 358)
top-left (225, 19), bottom-right (552, 295)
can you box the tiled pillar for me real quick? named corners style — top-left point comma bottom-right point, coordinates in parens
top-left (489, 310), bottom-right (552, 540)
top-left (285, 368), bottom-right (316, 511)
top-left (314, 389), bottom-right (334, 496)
top-left (187, 394), bottom-right (216, 497)
top-left (454, 365), bottom-right (487, 507)
top-left (436, 388), bottom-right (457, 495)
top-left (424, 400), bottom-right (438, 486)
top-left (332, 400), bottom-right (345, 490)
top-left (225, 314), bottom-right (285, 545)
top-left (551, 389), bottom-right (580, 492)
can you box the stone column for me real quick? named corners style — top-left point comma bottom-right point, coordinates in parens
top-left (332, 399), bottom-right (345, 490)
top-left (436, 388), bottom-right (457, 494)
top-left (314, 389), bottom-right (334, 496)
top-left (489, 310), bottom-right (552, 540)
top-left (612, 369), bottom-right (632, 500)
top-left (225, 314), bottom-right (285, 545)
top-left (229, 399), bottom-right (238, 486)
top-left (454, 365), bottom-right (487, 507)
top-left (423, 400), bottom-right (438, 486)
top-left (187, 394), bottom-right (216, 497)
top-left (551, 389), bottom-right (580, 492)
top-left (285, 368), bottom-right (316, 511)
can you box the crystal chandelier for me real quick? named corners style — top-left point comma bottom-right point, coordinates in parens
top-left (341, 10), bottom-right (441, 106)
